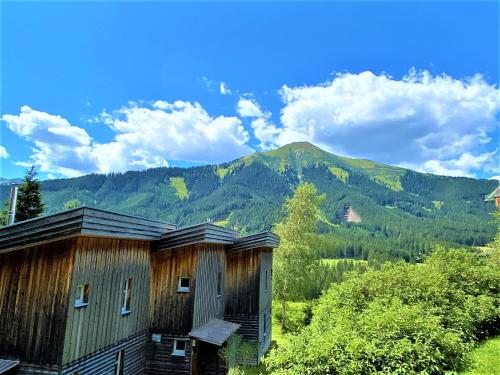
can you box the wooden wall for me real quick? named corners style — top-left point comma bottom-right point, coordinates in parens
top-left (224, 248), bottom-right (261, 315)
top-left (145, 334), bottom-right (192, 375)
top-left (62, 237), bottom-right (151, 365)
top-left (259, 249), bottom-right (273, 314)
top-left (0, 238), bottom-right (75, 366)
top-left (193, 245), bottom-right (225, 329)
top-left (149, 245), bottom-right (198, 334)
top-left (61, 331), bottom-right (147, 375)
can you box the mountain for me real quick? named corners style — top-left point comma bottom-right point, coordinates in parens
top-left (0, 177), bottom-right (23, 186)
top-left (2, 142), bottom-right (496, 262)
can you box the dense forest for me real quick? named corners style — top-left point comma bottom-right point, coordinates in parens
top-left (1, 142), bottom-right (496, 263)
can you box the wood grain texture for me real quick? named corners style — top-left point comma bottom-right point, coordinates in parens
top-left (193, 245), bottom-right (225, 329)
top-left (62, 237), bottom-right (151, 364)
top-left (0, 238), bottom-right (75, 366)
top-left (149, 245), bottom-right (198, 334)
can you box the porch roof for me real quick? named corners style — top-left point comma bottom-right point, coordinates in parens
top-left (188, 318), bottom-right (240, 346)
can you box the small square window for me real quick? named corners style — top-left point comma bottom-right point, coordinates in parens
top-left (75, 284), bottom-right (89, 308)
top-left (177, 277), bottom-right (190, 293)
top-left (172, 339), bottom-right (187, 356)
top-left (152, 333), bottom-right (162, 343)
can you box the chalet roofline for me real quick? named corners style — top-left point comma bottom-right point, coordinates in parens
top-left (485, 185), bottom-right (500, 201)
top-left (0, 207), bottom-right (280, 254)
top-left (154, 222), bottom-right (240, 251)
top-left (226, 231), bottom-right (280, 253)
top-left (0, 207), bottom-right (176, 254)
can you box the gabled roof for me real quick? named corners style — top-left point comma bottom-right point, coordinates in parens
top-left (226, 231), bottom-right (279, 253)
top-left (485, 186), bottom-right (500, 201)
top-left (0, 207), bottom-right (175, 253)
top-left (154, 223), bottom-right (239, 251)
top-left (188, 319), bottom-right (240, 346)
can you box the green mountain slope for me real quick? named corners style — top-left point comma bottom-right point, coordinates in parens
top-left (2, 142), bottom-right (496, 262)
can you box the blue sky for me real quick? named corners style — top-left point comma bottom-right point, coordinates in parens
top-left (1, 1), bottom-right (498, 179)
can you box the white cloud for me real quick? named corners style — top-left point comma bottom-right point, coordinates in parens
top-left (0, 145), bottom-right (8, 159)
top-left (2, 102), bottom-right (252, 177)
top-left (490, 176), bottom-right (500, 181)
top-left (251, 118), bottom-right (281, 151)
top-left (237, 98), bottom-right (266, 118)
top-left (219, 82), bottom-right (232, 95)
top-left (255, 69), bottom-right (499, 177)
top-left (422, 152), bottom-right (496, 177)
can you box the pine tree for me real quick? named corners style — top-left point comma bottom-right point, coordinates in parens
top-left (15, 166), bottom-right (45, 221)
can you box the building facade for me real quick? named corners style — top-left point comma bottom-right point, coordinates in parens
top-left (0, 208), bottom-right (278, 375)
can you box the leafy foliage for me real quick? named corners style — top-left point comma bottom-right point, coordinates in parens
top-left (15, 166), bottom-right (44, 221)
top-left (64, 199), bottom-right (82, 210)
top-left (265, 247), bottom-right (500, 375)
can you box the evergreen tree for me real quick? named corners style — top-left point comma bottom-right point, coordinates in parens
top-left (273, 182), bottom-right (326, 329)
top-left (15, 166), bottom-right (44, 221)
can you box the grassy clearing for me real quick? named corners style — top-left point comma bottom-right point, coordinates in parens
top-left (461, 336), bottom-right (500, 374)
top-left (169, 177), bottom-right (188, 199)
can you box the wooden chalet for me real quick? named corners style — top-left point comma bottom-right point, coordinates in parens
top-left (485, 185), bottom-right (500, 208)
top-left (0, 207), bottom-right (279, 375)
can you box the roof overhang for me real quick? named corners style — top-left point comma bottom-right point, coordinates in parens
top-left (154, 223), bottom-right (239, 251)
top-left (226, 231), bottom-right (279, 253)
top-left (485, 186), bottom-right (500, 202)
top-left (188, 319), bottom-right (240, 346)
top-left (0, 207), bottom-right (175, 254)
top-left (0, 359), bottom-right (20, 374)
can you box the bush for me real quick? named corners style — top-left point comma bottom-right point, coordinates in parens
top-left (265, 248), bottom-right (500, 375)
top-left (272, 301), bottom-right (314, 333)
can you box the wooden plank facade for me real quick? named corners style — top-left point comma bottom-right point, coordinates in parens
top-left (0, 209), bottom-right (278, 374)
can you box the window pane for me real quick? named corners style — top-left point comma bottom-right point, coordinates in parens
top-left (180, 277), bottom-right (190, 288)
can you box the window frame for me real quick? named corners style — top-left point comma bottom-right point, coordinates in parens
top-left (114, 349), bottom-right (125, 375)
top-left (74, 283), bottom-right (89, 308)
top-left (172, 339), bottom-right (187, 356)
top-left (121, 278), bottom-right (132, 316)
top-left (177, 276), bottom-right (191, 293)
top-left (264, 270), bottom-right (268, 293)
top-left (216, 271), bottom-right (222, 298)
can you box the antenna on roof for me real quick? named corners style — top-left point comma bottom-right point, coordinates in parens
top-left (8, 183), bottom-right (18, 225)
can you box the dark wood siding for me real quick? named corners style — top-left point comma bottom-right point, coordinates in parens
top-left (62, 237), bottom-right (151, 364)
top-left (61, 330), bottom-right (147, 375)
top-left (145, 334), bottom-right (192, 375)
top-left (224, 248), bottom-right (261, 315)
top-left (150, 245), bottom-right (198, 334)
top-left (259, 249), bottom-right (273, 314)
top-left (0, 238), bottom-right (75, 366)
top-left (193, 245), bottom-right (225, 329)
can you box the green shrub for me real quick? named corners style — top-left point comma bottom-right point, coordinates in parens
top-left (265, 248), bottom-right (500, 375)
top-left (272, 301), bottom-right (314, 334)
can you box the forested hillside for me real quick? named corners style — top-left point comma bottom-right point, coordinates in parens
top-left (2, 142), bottom-right (496, 262)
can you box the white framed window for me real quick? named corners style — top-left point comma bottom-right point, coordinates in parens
top-left (114, 349), bottom-right (124, 375)
top-left (172, 339), bottom-right (187, 356)
top-left (216, 271), bottom-right (222, 298)
top-left (177, 277), bottom-right (191, 293)
top-left (121, 278), bottom-right (132, 315)
top-left (75, 284), bottom-right (89, 308)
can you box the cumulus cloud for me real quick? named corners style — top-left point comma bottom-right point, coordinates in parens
top-left (255, 69), bottom-right (499, 177)
top-left (237, 98), bottom-right (266, 118)
top-left (219, 82), bottom-right (232, 95)
top-left (2, 102), bottom-right (252, 177)
top-left (0, 145), bottom-right (8, 159)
